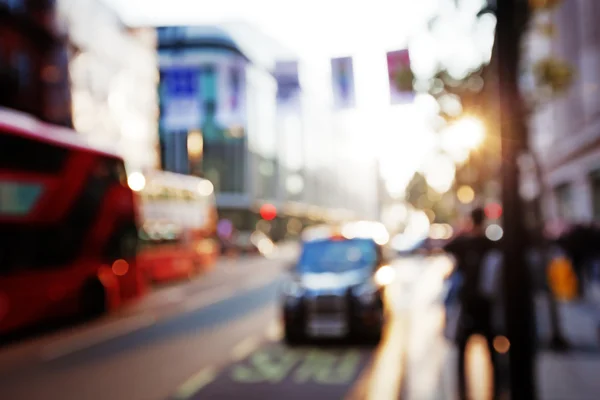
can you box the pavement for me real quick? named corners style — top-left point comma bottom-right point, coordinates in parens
top-left (536, 295), bottom-right (600, 400)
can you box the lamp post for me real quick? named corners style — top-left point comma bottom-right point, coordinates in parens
top-left (187, 129), bottom-right (203, 176)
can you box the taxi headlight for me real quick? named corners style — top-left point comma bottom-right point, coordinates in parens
top-left (354, 281), bottom-right (378, 304)
top-left (282, 279), bottom-right (304, 298)
top-left (374, 265), bottom-right (396, 287)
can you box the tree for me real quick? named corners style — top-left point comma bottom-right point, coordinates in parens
top-left (405, 171), bottom-right (457, 223)
top-left (421, 0), bottom-right (575, 398)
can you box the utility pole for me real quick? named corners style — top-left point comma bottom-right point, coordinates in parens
top-left (496, 0), bottom-right (538, 398)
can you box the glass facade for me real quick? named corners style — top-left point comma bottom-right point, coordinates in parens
top-left (158, 53), bottom-right (250, 196)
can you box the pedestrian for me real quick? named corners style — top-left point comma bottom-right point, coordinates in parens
top-left (444, 207), bottom-right (500, 400)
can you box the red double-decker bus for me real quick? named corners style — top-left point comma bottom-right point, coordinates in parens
top-left (0, 108), bottom-right (146, 336)
top-left (135, 170), bottom-right (219, 283)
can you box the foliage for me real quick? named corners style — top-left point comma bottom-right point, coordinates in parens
top-left (405, 171), bottom-right (456, 223)
top-left (529, 0), bottom-right (562, 11)
top-left (532, 56), bottom-right (574, 96)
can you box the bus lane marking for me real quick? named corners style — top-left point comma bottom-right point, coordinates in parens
top-left (40, 314), bottom-right (157, 361)
top-left (294, 349), bottom-right (362, 385)
top-left (230, 346), bottom-right (301, 384)
top-left (228, 345), bottom-right (365, 386)
top-left (173, 366), bottom-right (218, 400)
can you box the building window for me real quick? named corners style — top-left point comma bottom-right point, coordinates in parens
top-left (229, 67), bottom-right (240, 111)
top-left (555, 183), bottom-right (573, 221)
top-left (591, 170), bottom-right (600, 221)
top-left (201, 65), bottom-right (217, 105)
top-left (2, 0), bottom-right (24, 11)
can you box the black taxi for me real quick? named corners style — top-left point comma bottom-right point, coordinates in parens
top-left (280, 234), bottom-right (395, 344)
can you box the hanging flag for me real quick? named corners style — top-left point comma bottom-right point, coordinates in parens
top-left (331, 56), bottom-right (356, 109)
top-left (274, 61), bottom-right (300, 105)
top-left (387, 49), bottom-right (414, 104)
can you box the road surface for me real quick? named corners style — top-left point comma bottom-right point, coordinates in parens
top-left (0, 252), bottom-right (485, 400)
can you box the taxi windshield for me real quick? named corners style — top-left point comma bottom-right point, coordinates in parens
top-left (297, 238), bottom-right (377, 274)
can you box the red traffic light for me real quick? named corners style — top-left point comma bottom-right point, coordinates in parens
top-left (485, 203), bottom-right (503, 220)
top-left (259, 204), bottom-right (277, 221)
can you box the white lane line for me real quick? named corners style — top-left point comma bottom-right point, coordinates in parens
top-left (40, 314), bottom-right (157, 361)
top-left (230, 336), bottom-right (261, 361)
top-left (173, 366), bottom-right (218, 399)
top-left (182, 272), bottom-right (279, 312)
top-left (182, 285), bottom-right (237, 312)
top-left (243, 273), bottom-right (280, 289)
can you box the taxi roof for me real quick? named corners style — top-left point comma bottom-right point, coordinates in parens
top-left (301, 221), bottom-right (389, 245)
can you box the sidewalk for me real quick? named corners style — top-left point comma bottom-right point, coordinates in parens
top-left (536, 295), bottom-right (600, 399)
top-left (432, 295), bottom-right (600, 400)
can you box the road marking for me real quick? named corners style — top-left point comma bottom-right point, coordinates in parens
top-left (243, 273), bottom-right (279, 289)
top-left (229, 346), bottom-right (365, 386)
top-left (230, 337), bottom-right (261, 362)
top-left (294, 349), bottom-right (362, 384)
top-left (173, 366), bottom-right (218, 399)
top-left (182, 285), bottom-right (237, 312)
top-left (40, 314), bottom-right (157, 361)
top-left (266, 321), bottom-right (282, 341)
top-left (165, 290), bottom-right (185, 303)
top-left (230, 347), bottom-right (300, 383)
top-left (182, 273), bottom-right (279, 312)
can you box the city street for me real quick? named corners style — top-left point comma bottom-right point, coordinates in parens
top-left (0, 252), bottom-right (476, 400)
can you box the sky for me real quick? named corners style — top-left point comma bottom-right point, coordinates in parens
top-left (105, 0), bottom-right (495, 195)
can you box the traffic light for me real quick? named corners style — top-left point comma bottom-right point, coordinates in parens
top-left (259, 204), bottom-right (277, 221)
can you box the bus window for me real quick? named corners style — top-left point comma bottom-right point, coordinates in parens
top-left (0, 131), bottom-right (69, 173)
top-left (0, 181), bottom-right (44, 216)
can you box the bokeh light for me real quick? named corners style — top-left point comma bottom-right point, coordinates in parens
top-left (423, 154), bottom-right (456, 194)
top-left (457, 185), bottom-right (475, 204)
top-left (127, 172), bottom-right (146, 192)
top-left (485, 224), bottom-right (504, 241)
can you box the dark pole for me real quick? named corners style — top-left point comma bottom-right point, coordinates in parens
top-left (496, 0), bottom-right (537, 398)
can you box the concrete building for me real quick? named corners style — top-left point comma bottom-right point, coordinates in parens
top-left (0, 0), bottom-right (159, 171)
top-left (528, 0), bottom-right (600, 224)
top-left (58, 0), bottom-right (159, 172)
top-left (157, 24), bottom-right (378, 238)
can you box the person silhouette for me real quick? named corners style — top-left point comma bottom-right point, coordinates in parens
top-left (444, 207), bottom-right (500, 399)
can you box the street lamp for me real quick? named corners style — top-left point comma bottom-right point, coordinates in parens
top-left (187, 130), bottom-right (204, 159)
top-left (187, 130), bottom-right (204, 176)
